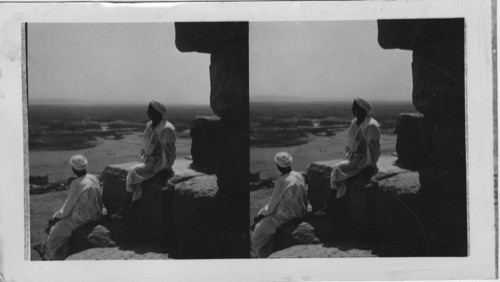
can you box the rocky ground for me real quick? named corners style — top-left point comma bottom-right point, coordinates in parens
top-left (29, 155), bottom-right (201, 261)
top-left (250, 155), bottom-right (424, 258)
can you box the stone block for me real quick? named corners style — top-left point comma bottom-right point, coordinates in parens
top-left (132, 171), bottom-right (172, 241)
top-left (274, 221), bottom-right (321, 252)
top-left (306, 160), bottom-right (335, 212)
top-left (69, 223), bottom-right (116, 256)
top-left (101, 162), bottom-right (134, 215)
top-left (374, 171), bottom-right (427, 256)
top-left (269, 244), bottom-right (376, 258)
top-left (66, 247), bottom-right (171, 260)
top-left (172, 174), bottom-right (219, 258)
top-left (175, 22), bottom-right (248, 54)
top-left (101, 163), bottom-right (174, 241)
top-left (335, 173), bottom-right (377, 239)
top-left (377, 19), bottom-right (464, 51)
top-left (394, 113), bottom-right (424, 169)
top-left (189, 116), bottom-right (220, 174)
top-left (209, 42), bottom-right (249, 121)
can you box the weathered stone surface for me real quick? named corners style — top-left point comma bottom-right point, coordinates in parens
top-left (274, 221), bottom-right (321, 252)
top-left (66, 247), bottom-right (171, 260)
top-left (334, 173), bottom-right (377, 239)
top-left (214, 120), bottom-right (250, 257)
top-left (306, 160), bottom-right (334, 212)
top-left (69, 224), bottom-right (117, 255)
top-left (102, 162), bottom-right (132, 215)
top-left (172, 174), bottom-right (218, 258)
top-left (306, 157), bottom-right (401, 213)
top-left (266, 170), bottom-right (424, 258)
top-left (378, 18), bottom-right (466, 255)
top-left (101, 162), bottom-right (167, 240)
top-left (374, 171), bottom-right (428, 256)
top-left (131, 171), bottom-right (173, 241)
top-left (377, 19), bottom-right (464, 52)
top-left (210, 42), bottom-right (249, 121)
top-left (174, 22), bottom-right (249, 258)
top-left (270, 244), bottom-right (376, 258)
top-left (395, 113), bottom-right (424, 169)
top-left (190, 116), bottom-right (220, 174)
top-left (175, 22), bottom-right (248, 54)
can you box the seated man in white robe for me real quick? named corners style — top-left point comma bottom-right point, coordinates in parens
top-left (45, 155), bottom-right (103, 260)
top-left (319, 97), bottom-right (381, 214)
top-left (112, 100), bottom-right (177, 220)
top-left (251, 152), bottom-right (308, 258)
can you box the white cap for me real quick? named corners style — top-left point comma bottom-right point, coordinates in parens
top-left (274, 152), bottom-right (292, 168)
top-left (69, 154), bottom-right (88, 171)
top-left (354, 97), bottom-right (372, 113)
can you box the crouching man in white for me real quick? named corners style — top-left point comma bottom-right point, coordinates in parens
top-left (45, 155), bottom-right (103, 260)
top-left (251, 152), bottom-right (308, 258)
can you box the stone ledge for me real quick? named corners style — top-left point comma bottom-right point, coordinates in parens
top-left (269, 162), bottom-right (423, 258)
top-left (172, 174), bottom-right (219, 258)
top-left (69, 223), bottom-right (117, 255)
top-left (66, 247), bottom-right (171, 260)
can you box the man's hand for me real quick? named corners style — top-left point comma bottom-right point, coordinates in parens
top-left (45, 218), bottom-right (60, 234)
top-left (250, 214), bottom-right (266, 231)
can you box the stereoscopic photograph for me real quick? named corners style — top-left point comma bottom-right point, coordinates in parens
top-left (26, 22), bottom-right (249, 260)
top-left (248, 19), bottom-right (467, 258)
top-left (0, 0), bottom-right (494, 281)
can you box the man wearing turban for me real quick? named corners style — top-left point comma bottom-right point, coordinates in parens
top-left (44, 154), bottom-right (103, 260)
top-left (321, 97), bottom-right (381, 213)
top-left (251, 152), bottom-right (308, 258)
top-left (112, 100), bottom-right (177, 220)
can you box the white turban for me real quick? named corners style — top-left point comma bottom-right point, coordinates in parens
top-left (69, 154), bottom-right (88, 171)
top-left (274, 152), bottom-right (292, 168)
top-left (149, 100), bottom-right (167, 119)
top-left (354, 97), bottom-right (372, 113)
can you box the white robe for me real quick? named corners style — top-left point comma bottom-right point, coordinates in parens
top-left (252, 171), bottom-right (308, 258)
top-left (127, 119), bottom-right (177, 201)
top-left (46, 174), bottom-right (103, 260)
top-left (330, 116), bottom-right (381, 198)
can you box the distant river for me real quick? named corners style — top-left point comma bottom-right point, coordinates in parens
top-left (250, 130), bottom-right (396, 181)
top-left (29, 132), bottom-right (192, 182)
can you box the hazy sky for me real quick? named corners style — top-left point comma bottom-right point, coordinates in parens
top-left (28, 23), bottom-right (211, 105)
top-left (28, 21), bottom-right (413, 105)
top-left (250, 21), bottom-right (413, 102)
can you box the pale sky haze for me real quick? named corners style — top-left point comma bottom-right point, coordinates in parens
top-left (250, 21), bottom-right (413, 102)
top-left (28, 21), bottom-right (413, 105)
top-left (28, 23), bottom-right (211, 105)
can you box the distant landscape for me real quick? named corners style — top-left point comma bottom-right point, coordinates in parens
top-left (28, 104), bottom-right (215, 182)
top-left (28, 100), bottom-right (416, 182)
top-left (250, 100), bottom-right (415, 148)
top-left (28, 104), bottom-right (214, 151)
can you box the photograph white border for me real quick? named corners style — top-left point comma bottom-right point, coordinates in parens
top-left (0, 0), bottom-right (495, 281)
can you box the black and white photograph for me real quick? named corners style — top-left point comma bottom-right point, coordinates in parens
top-left (249, 19), bottom-right (467, 258)
top-left (0, 0), bottom-right (495, 281)
top-left (26, 22), bottom-right (249, 260)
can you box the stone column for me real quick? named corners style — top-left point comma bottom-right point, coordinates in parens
top-left (378, 19), bottom-right (466, 255)
top-left (175, 22), bottom-right (249, 258)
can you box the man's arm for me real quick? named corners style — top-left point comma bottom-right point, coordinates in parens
top-left (52, 182), bottom-right (82, 219)
top-left (158, 126), bottom-right (177, 144)
top-left (258, 179), bottom-right (286, 217)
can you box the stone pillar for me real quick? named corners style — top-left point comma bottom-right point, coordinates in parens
top-left (189, 116), bottom-right (220, 174)
top-left (394, 113), bottom-right (425, 170)
top-left (378, 19), bottom-right (466, 255)
top-left (175, 22), bottom-right (249, 258)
